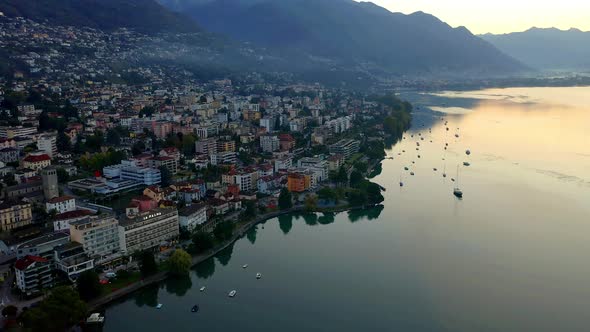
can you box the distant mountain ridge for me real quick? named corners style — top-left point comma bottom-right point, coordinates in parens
top-left (158, 0), bottom-right (526, 76)
top-left (481, 27), bottom-right (590, 71)
top-left (0, 0), bottom-right (200, 34)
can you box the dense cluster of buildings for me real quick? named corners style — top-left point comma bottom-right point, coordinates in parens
top-left (0, 14), bottom-right (389, 298)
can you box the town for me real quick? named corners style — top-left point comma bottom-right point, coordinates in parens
top-left (0, 13), bottom-right (412, 330)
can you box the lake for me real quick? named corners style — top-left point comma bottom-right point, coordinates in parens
top-left (104, 87), bottom-right (590, 332)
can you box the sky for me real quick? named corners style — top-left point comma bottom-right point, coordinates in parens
top-left (360, 0), bottom-right (590, 34)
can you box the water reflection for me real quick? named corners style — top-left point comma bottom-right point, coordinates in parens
top-left (246, 226), bottom-right (258, 244)
top-left (216, 243), bottom-right (235, 266)
top-left (317, 212), bottom-right (335, 225)
top-left (194, 257), bottom-right (215, 279)
top-left (165, 275), bottom-right (192, 297)
top-left (347, 205), bottom-right (384, 223)
top-left (302, 213), bottom-right (318, 226)
top-left (278, 214), bottom-right (293, 234)
top-left (134, 284), bottom-right (159, 308)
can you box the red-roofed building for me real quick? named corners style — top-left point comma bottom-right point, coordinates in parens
top-left (23, 153), bottom-right (51, 170)
top-left (15, 255), bottom-right (54, 295)
top-left (279, 134), bottom-right (295, 151)
top-left (46, 195), bottom-right (76, 214)
top-left (131, 195), bottom-right (158, 212)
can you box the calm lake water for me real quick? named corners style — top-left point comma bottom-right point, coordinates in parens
top-left (104, 87), bottom-right (590, 332)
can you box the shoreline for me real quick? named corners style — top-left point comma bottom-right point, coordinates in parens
top-left (89, 203), bottom-right (365, 310)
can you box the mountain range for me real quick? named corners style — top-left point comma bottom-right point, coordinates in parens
top-left (157, 0), bottom-right (525, 76)
top-left (0, 0), bottom-right (200, 34)
top-left (1, 0), bottom-right (533, 78)
top-left (481, 28), bottom-right (590, 71)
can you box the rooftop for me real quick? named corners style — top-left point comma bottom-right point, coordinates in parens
top-left (17, 232), bottom-right (69, 249)
top-left (15, 255), bottom-right (49, 271)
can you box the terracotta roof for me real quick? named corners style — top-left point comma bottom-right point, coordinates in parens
top-left (23, 154), bottom-right (51, 163)
top-left (162, 147), bottom-right (178, 153)
top-left (47, 196), bottom-right (75, 204)
top-left (15, 255), bottom-right (48, 271)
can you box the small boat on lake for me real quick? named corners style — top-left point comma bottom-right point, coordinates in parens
top-left (453, 165), bottom-right (463, 198)
top-left (242, 264), bottom-right (248, 269)
top-left (156, 304), bottom-right (163, 309)
top-left (256, 273), bottom-right (262, 279)
top-left (191, 305), bottom-right (199, 313)
top-left (200, 286), bottom-right (206, 292)
top-left (229, 290), bottom-right (237, 298)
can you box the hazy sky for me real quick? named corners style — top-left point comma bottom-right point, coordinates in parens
top-left (361, 0), bottom-right (590, 34)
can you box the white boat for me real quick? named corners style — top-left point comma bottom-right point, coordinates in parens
top-left (229, 290), bottom-right (237, 297)
top-left (242, 264), bottom-right (248, 269)
top-left (200, 286), bottom-right (206, 292)
top-left (156, 303), bottom-right (163, 309)
top-left (256, 273), bottom-right (262, 279)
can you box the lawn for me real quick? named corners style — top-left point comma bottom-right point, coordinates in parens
top-left (101, 271), bottom-right (142, 294)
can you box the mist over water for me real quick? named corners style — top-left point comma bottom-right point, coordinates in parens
top-left (105, 87), bottom-right (590, 332)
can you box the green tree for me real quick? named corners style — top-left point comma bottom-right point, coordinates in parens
top-left (56, 168), bottom-right (70, 182)
top-left (84, 131), bottom-right (104, 152)
top-left (332, 166), bottom-right (348, 185)
top-left (350, 170), bottom-right (363, 188)
top-left (242, 200), bottom-right (257, 220)
top-left (348, 190), bottom-right (368, 207)
top-left (132, 141), bottom-right (146, 156)
top-left (139, 251), bottom-right (158, 277)
top-left (181, 134), bottom-right (196, 156)
top-left (167, 249), bottom-right (192, 276)
top-left (192, 232), bottom-right (214, 253)
top-left (278, 188), bottom-right (293, 210)
top-left (318, 187), bottom-right (337, 202)
top-left (76, 270), bottom-right (101, 302)
top-left (56, 132), bottom-right (71, 151)
top-left (22, 286), bottom-right (87, 332)
top-left (159, 166), bottom-right (173, 187)
top-left (365, 181), bottom-right (384, 204)
top-left (106, 128), bottom-right (121, 146)
top-left (354, 161), bottom-right (368, 173)
top-left (213, 221), bottom-right (234, 241)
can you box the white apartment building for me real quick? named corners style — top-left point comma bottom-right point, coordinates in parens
top-left (45, 195), bottom-right (76, 214)
top-left (37, 133), bottom-right (58, 159)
